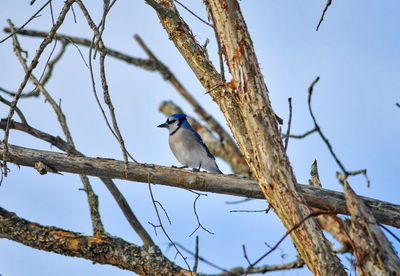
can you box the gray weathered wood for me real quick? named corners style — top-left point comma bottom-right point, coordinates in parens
top-left (1, 143), bottom-right (399, 228)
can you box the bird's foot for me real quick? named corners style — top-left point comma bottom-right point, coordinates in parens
top-left (192, 168), bottom-right (200, 172)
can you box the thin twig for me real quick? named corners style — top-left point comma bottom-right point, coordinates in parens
top-left (76, 0), bottom-right (137, 166)
top-left (282, 128), bottom-right (318, 139)
top-left (0, 95), bottom-right (27, 124)
top-left (3, 28), bottom-right (155, 70)
top-left (308, 76), bottom-right (370, 187)
top-left (284, 97), bottom-right (292, 152)
top-left (193, 236), bottom-right (199, 273)
top-left (316, 0), bottom-right (332, 31)
top-left (380, 224), bottom-right (400, 244)
top-left (147, 179), bottom-right (192, 272)
top-left (8, 19), bottom-right (105, 235)
top-left (225, 198), bottom-right (253, 204)
top-left (173, 242), bottom-right (232, 274)
top-left (186, 189), bottom-right (214, 237)
top-left (2, 1), bottom-right (74, 177)
top-left (230, 209), bottom-right (270, 213)
top-left (0, 0), bottom-right (51, 44)
top-left (396, 102), bottom-right (400, 108)
top-left (174, 0), bottom-right (214, 28)
top-left (243, 245), bottom-right (252, 265)
top-left (244, 210), bottom-right (335, 275)
top-left (37, 0), bottom-right (58, 83)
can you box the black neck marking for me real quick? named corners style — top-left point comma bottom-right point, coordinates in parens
top-left (169, 119), bottom-right (184, 136)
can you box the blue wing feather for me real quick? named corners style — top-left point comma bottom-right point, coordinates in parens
top-left (183, 121), bottom-right (215, 159)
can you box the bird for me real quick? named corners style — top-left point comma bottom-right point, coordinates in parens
top-left (158, 113), bottom-right (222, 174)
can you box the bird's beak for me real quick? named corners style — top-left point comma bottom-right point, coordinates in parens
top-left (157, 123), bottom-right (168, 128)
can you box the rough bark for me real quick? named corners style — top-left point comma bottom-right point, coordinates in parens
top-left (146, 0), bottom-right (346, 274)
top-left (0, 206), bottom-right (190, 276)
top-left (343, 181), bottom-right (400, 275)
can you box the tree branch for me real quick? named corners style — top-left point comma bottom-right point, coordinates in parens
top-left (343, 177), bottom-right (400, 274)
top-left (205, 0), bottom-right (345, 273)
top-left (0, 141), bottom-right (399, 229)
top-left (0, 119), bottom-right (154, 247)
top-left (2, 28), bottom-right (157, 70)
top-left (0, 206), bottom-right (189, 276)
top-left (7, 19), bottom-right (105, 235)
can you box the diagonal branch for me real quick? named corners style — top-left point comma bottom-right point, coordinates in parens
top-left (75, 0), bottom-right (136, 168)
top-left (316, 0), bottom-right (332, 31)
top-left (0, 141), bottom-right (399, 229)
top-left (0, 119), bottom-right (154, 247)
top-left (7, 19), bottom-right (104, 236)
top-left (2, 28), bottom-right (157, 69)
top-left (2, 0), bottom-right (75, 177)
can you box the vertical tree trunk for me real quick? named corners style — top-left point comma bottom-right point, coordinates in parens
top-left (146, 0), bottom-right (346, 274)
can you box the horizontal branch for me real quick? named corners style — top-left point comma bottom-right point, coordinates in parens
top-left (2, 27), bottom-right (157, 70)
top-left (0, 206), bottom-right (188, 276)
top-left (1, 143), bottom-right (399, 228)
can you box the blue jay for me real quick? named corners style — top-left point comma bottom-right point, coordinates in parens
top-left (158, 114), bottom-right (222, 174)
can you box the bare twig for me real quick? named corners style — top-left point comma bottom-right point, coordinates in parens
top-left (186, 190), bottom-right (214, 237)
top-left (380, 224), bottom-right (400, 244)
top-left (174, 0), bottom-right (213, 28)
top-left (242, 245), bottom-right (251, 265)
top-left (396, 102), bottom-right (400, 108)
top-left (2, 1), bottom-right (75, 177)
top-left (0, 95), bottom-right (27, 124)
top-left (147, 179), bottom-right (191, 272)
top-left (244, 210), bottom-right (335, 275)
top-left (3, 28), bottom-right (155, 69)
top-left (316, 0), bottom-right (332, 31)
top-left (174, 242), bottom-right (304, 275)
top-left (308, 77), bottom-right (370, 187)
top-left (284, 97), bottom-right (292, 152)
top-left (282, 128), bottom-right (318, 139)
top-left (37, 0), bottom-right (58, 83)
top-left (193, 236), bottom-right (199, 273)
top-left (76, 0), bottom-right (137, 167)
top-left (230, 208), bottom-right (270, 213)
top-left (9, 18), bottom-right (105, 235)
top-left (0, 0), bottom-right (51, 44)
top-left (225, 258), bottom-right (304, 275)
top-left (173, 242), bottom-right (232, 274)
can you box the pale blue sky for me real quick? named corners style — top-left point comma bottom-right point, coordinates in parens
top-left (1, 1), bottom-right (399, 275)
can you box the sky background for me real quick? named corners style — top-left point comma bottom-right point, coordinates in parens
top-left (0, 1), bottom-right (399, 275)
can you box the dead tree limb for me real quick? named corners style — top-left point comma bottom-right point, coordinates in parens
top-left (0, 142), bottom-right (399, 229)
top-left (343, 178), bottom-right (400, 275)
